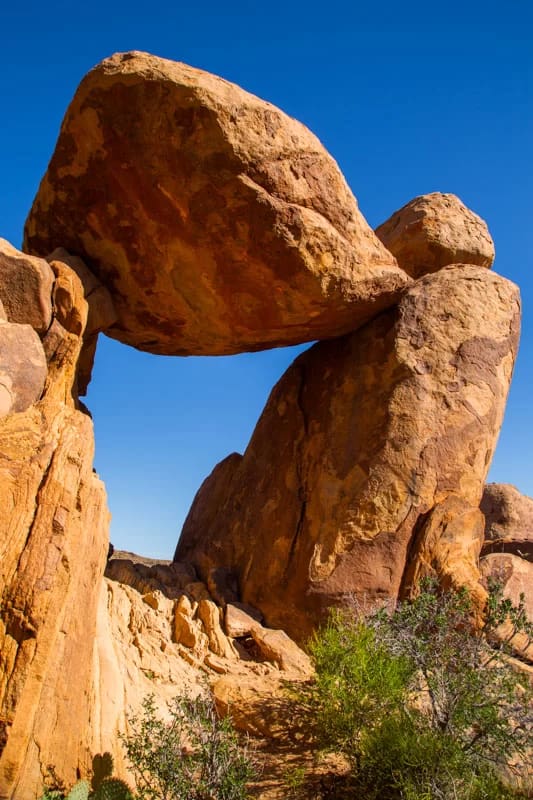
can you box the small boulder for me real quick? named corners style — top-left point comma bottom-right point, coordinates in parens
top-left (375, 193), bottom-right (495, 278)
top-left (481, 483), bottom-right (533, 561)
top-left (0, 238), bottom-right (54, 334)
top-left (250, 627), bottom-right (312, 676)
top-left (0, 320), bottom-right (47, 417)
top-left (225, 604), bottom-right (262, 638)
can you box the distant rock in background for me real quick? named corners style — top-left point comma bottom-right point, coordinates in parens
top-left (375, 192), bottom-right (495, 278)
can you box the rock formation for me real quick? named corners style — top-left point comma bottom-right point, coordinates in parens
top-left (0, 50), bottom-right (527, 798)
top-left (176, 266), bottom-right (520, 640)
top-left (0, 243), bottom-right (112, 797)
top-left (24, 51), bottom-right (409, 356)
top-left (375, 192), bottom-right (495, 278)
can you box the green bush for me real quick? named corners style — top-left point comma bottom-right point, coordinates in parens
top-left (298, 580), bottom-right (533, 800)
top-left (121, 693), bottom-right (255, 800)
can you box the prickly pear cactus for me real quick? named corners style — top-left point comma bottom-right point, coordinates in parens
top-left (91, 752), bottom-right (114, 791)
top-left (65, 781), bottom-right (90, 800)
top-left (92, 777), bottom-right (135, 800)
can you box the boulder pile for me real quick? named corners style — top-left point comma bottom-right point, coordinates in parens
top-left (0, 50), bottom-right (528, 798)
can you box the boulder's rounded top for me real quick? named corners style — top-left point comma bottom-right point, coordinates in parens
top-left (375, 192), bottom-right (495, 278)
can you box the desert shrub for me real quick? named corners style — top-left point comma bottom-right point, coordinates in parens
top-left (298, 580), bottom-right (533, 800)
top-left (121, 692), bottom-right (255, 800)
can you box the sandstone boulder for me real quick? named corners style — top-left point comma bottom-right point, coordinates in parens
top-left (481, 483), bottom-right (533, 561)
top-left (24, 51), bottom-right (409, 357)
top-left (0, 319), bottom-right (47, 417)
top-left (480, 553), bottom-right (533, 662)
top-left (176, 265), bottom-right (520, 640)
top-left (0, 238), bottom-right (54, 334)
top-left (375, 193), bottom-right (495, 278)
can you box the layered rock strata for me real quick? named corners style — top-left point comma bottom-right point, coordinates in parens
top-left (24, 51), bottom-right (409, 356)
top-left (176, 266), bottom-right (520, 640)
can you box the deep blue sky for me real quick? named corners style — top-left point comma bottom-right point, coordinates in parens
top-left (2, 1), bottom-right (532, 558)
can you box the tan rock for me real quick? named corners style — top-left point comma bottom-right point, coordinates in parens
top-left (197, 599), bottom-right (237, 659)
top-left (25, 50), bottom-right (409, 357)
top-left (0, 238), bottom-right (54, 334)
top-left (481, 483), bottom-right (533, 561)
top-left (0, 319), bottom-right (47, 417)
top-left (250, 627), bottom-right (312, 676)
top-left (173, 610), bottom-right (204, 651)
top-left (375, 193), bottom-right (495, 278)
top-left (225, 604), bottom-right (262, 638)
top-left (480, 554), bottom-right (533, 622)
top-left (176, 266), bottom-right (520, 641)
top-left (480, 553), bottom-right (533, 663)
top-left (213, 672), bottom-right (307, 738)
top-left (47, 248), bottom-right (118, 394)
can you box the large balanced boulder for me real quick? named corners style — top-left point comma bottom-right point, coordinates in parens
top-left (481, 483), bottom-right (533, 561)
top-left (24, 51), bottom-right (409, 356)
top-left (375, 193), bottom-right (495, 278)
top-left (176, 265), bottom-right (520, 640)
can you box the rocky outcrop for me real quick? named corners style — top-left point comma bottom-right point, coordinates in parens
top-left (481, 483), bottom-right (533, 561)
top-left (176, 266), bottom-right (520, 640)
top-left (375, 193), bottom-right (495, 278)
top-left (89, 557), bottom-right (312, 776)
top-left (0, 242), bottom-right (111, 798)
top-left (24, 50), bottom-right (409, 357)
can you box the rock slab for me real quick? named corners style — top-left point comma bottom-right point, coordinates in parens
top-left (25, 50), bottom-right (408, 356)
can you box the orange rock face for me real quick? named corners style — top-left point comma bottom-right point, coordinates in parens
top-left (24, 51), bottom-right (409, 356)
top-left (0, 244), bottom-right (111, 798)
top-left (375, 193), bottom-right (495, 278)
top-left (176, 266), bottom-right (520, 640)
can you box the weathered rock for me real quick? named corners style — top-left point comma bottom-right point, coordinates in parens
top-left (176, 266), bottom-right (520, 640)
top-left (480, 553), bottom-right (533, 663)
top-left (481, 483), bottom-right (533, 561)
top-left (25, 51), bottom-right (409, 357)
top-left (480, 554), bottom-right (533, 622)
top-left (0, 319), bottom-right (47, 417)
top-left (251, 627), bottom-right (312, 675)
top-left (47, 248), bottom-right (118, 394)
top-left (375, 193), bottom-right (495, 278)
top-left (197, 599), bottom-right (237, 659)
top-left (401, 494), bottom-right (487, 610)
top-left (0, 238), bottom-right (54, 334)
top-left (0, 252), bottom-right (110, 797)
top-left (225, 604), bottom-right (262, 638)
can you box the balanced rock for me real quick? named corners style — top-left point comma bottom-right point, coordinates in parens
top-left (24, 50), bottom-right (409, 356)
top-left (375, 193), bottom-right (495, 278)
top-left (481, 483), bottom-right (533, 561)
top-left (176, 265), bottom-right (520, 640)
top-left (0, 238), bottom-right (54, 334)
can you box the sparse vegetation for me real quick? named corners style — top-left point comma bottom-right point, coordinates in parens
top-left (294, 580), bottom-right (533, 799)
top-left (121, 693), bottom-right (255, 800)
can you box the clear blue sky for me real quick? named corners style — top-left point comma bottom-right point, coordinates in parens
top-left (2, 1), bottom-right (532, 558)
